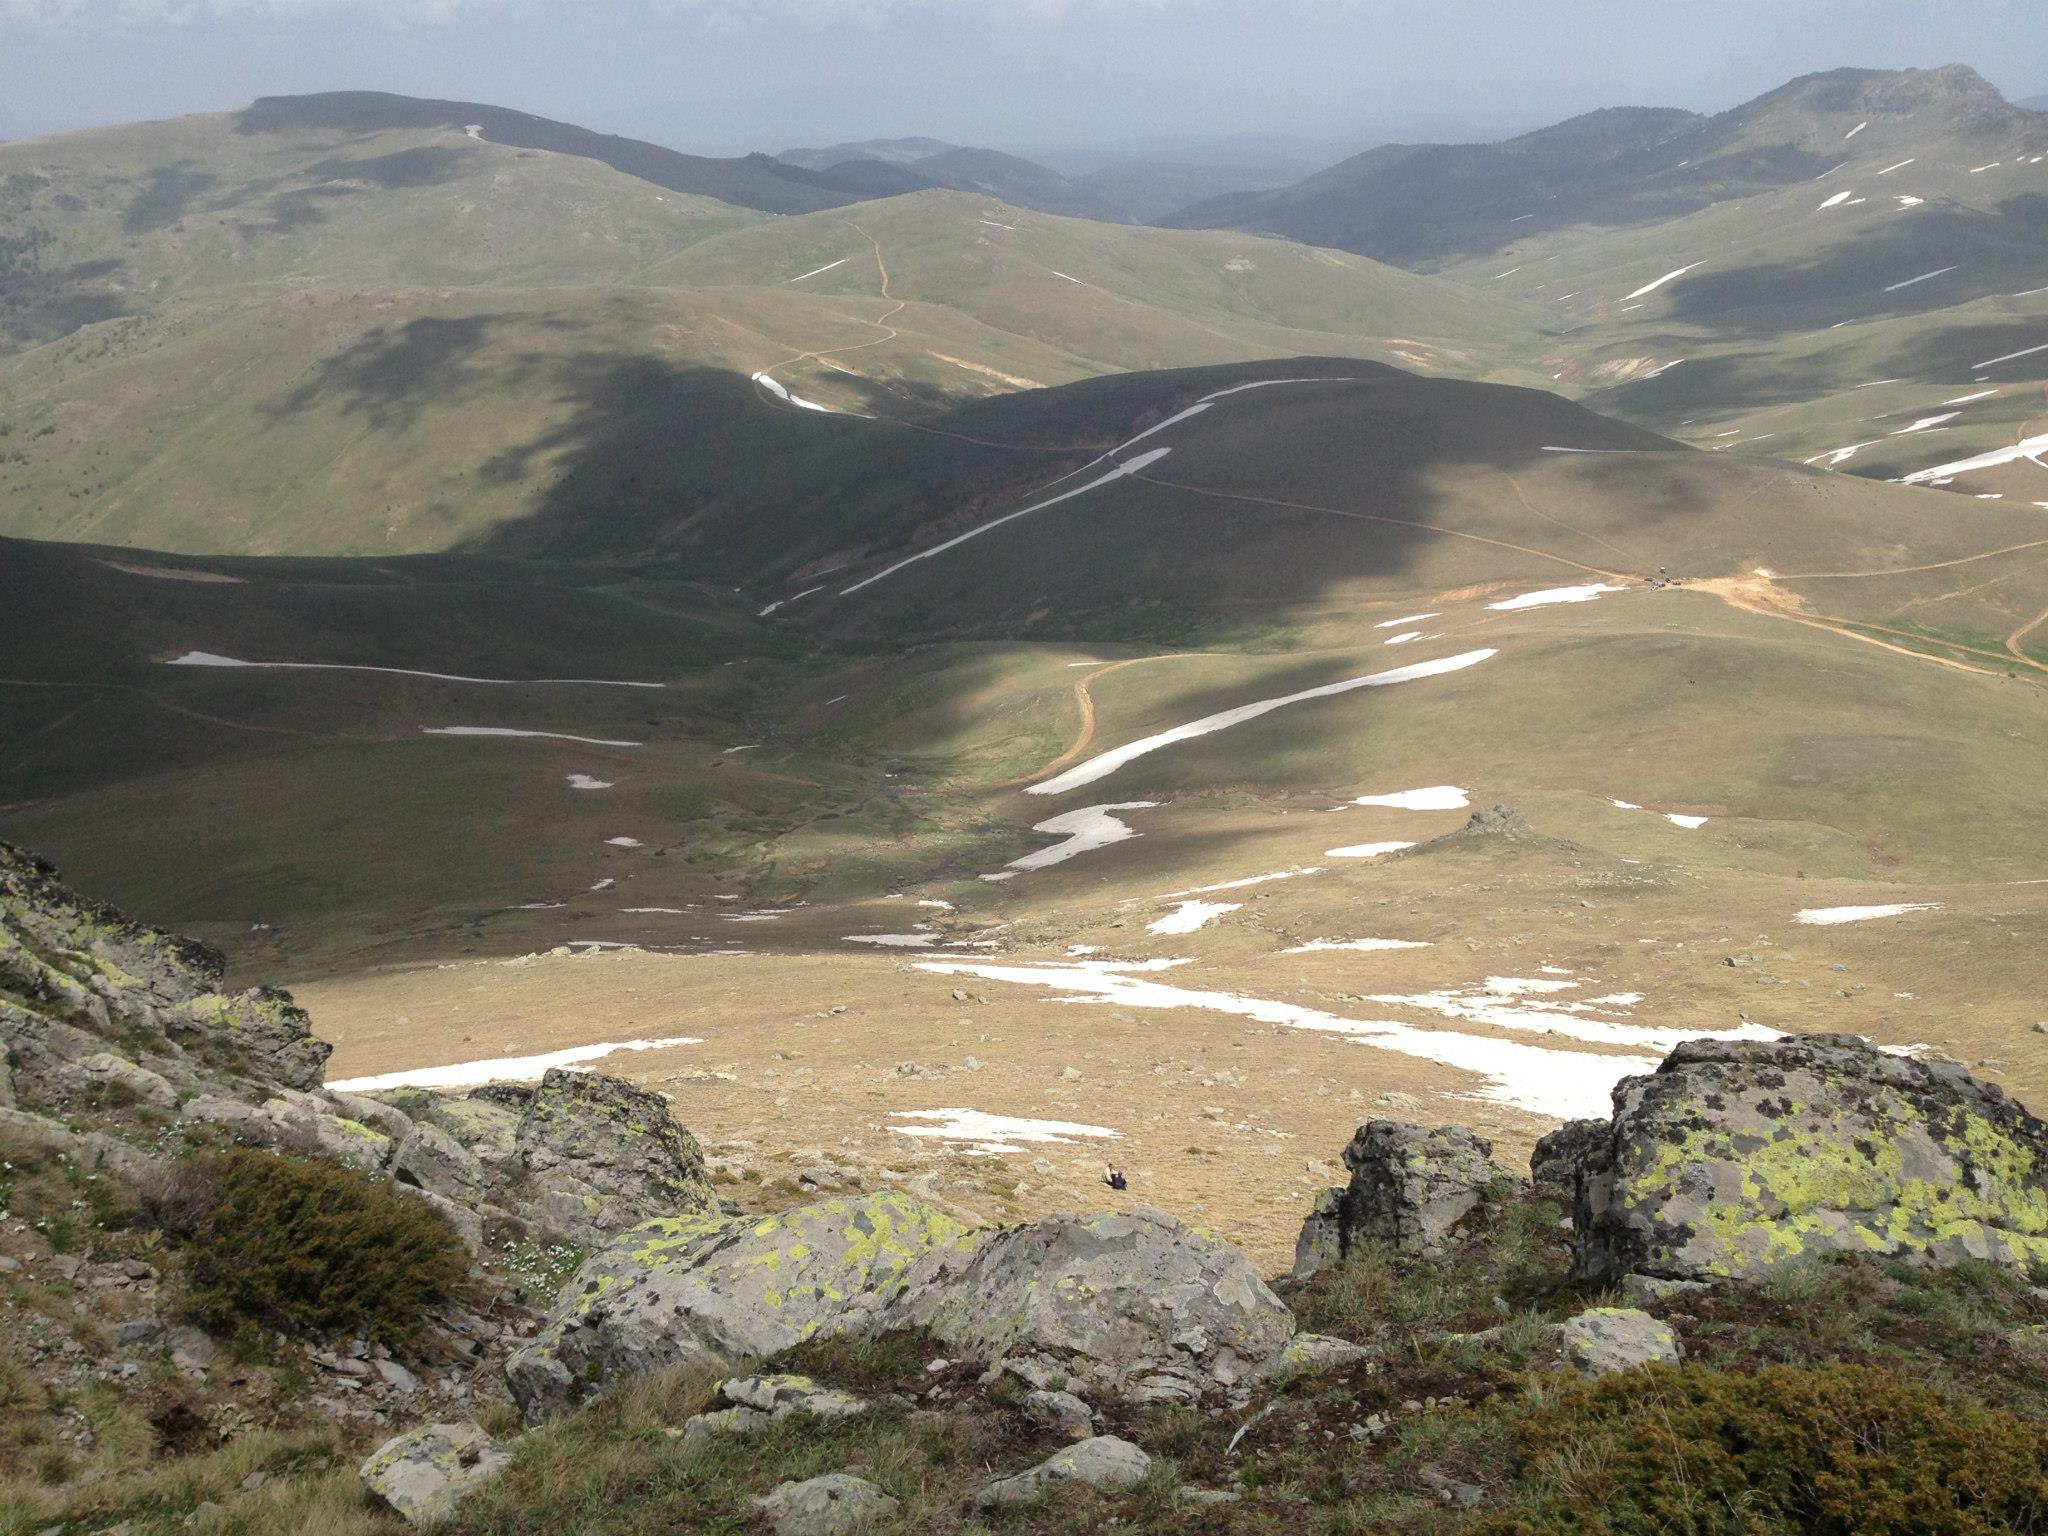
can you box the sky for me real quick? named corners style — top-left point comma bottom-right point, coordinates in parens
top-left (4, 0), bottom-right (2045, 162)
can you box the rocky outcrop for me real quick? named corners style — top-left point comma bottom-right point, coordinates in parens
top-left (359, 1420), bottom-right (512, 1524)
top-left (1, 842), bottom-right (329, 1111)
top-left (1294, 1121), bottom-right (1520, 1278)
top-left (1566, 1033), bottom-right (2048, 1284)
top-left (898, 1205), bottom-right (1295, 1405)
top-left (506, 1191), bottom-right (981, 1420)
top-left (510, 1195), bottom-right (1300, 1420)
top-left (509, 1069), bottom-right (716, 1250)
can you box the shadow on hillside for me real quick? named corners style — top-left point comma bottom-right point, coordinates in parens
top-left (265, 314), bottom-right (565, 432)
top-left (1663, 197), bottom-right (2048, 338)
top-left (0, 235), bottom-right (127, 351)
top-left (301, 146), bottom-right (469, 190)
top-left (122, 164), bottom-right (219, 234)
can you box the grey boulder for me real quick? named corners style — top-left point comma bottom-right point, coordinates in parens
top-left (511, 1068), bottom-right (717, 1249)
top-left (975, 1435), bottom-right (1152, 1508)
top-left (753, 1472), bottom-right (899, 1536)
top-left (359, 1421), bottom-right (511, 1524)
top-left (1294, 1120), bottom-right (1519, 1278)
top-left (1555, 1307), bottom-right (1681, 1376)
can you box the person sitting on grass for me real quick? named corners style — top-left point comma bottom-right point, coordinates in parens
top-left (1103, 1164), bottom-right (1127, 1191)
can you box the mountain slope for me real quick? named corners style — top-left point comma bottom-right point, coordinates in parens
top-left (235, 91), bottom-right (864, 216)
top-left (0, 107), bottom-right (1551, 557)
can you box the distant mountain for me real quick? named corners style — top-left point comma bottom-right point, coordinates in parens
top-left (236, 91), bottom-right (864, 216)
top-left (1168, 65), bottom-right (2033, 268)
top-left (2019, 94), bottom-right (2048, 111)
top-left (778, 137), bottom-right (963, 170)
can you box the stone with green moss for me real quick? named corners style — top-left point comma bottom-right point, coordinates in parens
top-left (1573, 1033), bottom-right (2048, 1285)
top-left (359, 1420), bottom-right (511, 1524)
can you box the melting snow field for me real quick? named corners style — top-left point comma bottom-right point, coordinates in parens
top-left (1795, 903), bottom-right (1942, 926)
top-left (887, 1109), bottom-right (1119, 1155)
top-left (1487, 584), bottom-right (1626, 611)
top-left (1326, 841), bottom-right (1416, 859)
top-left (1350, 786), bottom-right (1469, 811)
top-left (843, 449), bottom-right (1171, 595)
top-left (423, 727), bottom-right (643, 747)
top-left (165, 652), bottom-right (662, 688)
top-left (913, 959), bottom-right (1653, 1120)
top-left (605, 837), bottom-right (644, 848)
top-left (1899, 431), bottom-right (2048, 485)
top-left (1147, 900), bottom-right (1241, 935)
top-left (844, 933), bottom-right (939, 948)
top-left (566, 775), bottom-right (612, 790)
top-left (1028, 650), bottom-right (1498, 796)
top-left (751, 372), bottom-right (847, 414)
top-left (329, 1036), bottom-right (703, 1093)
top-left (1283, 938), bottom-right (1431, 954)
top-left (1375, 613), bottom-right (1441, 629)
top-left (1006, 802), bottom-right (1157, 872)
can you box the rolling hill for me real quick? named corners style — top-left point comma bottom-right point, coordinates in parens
top-left (0, 95), bottom-right (1552, 557)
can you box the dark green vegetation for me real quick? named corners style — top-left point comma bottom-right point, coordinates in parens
top-left (147, 1149), bottom-right (471, 1359)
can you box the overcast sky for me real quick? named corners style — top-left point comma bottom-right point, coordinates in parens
top-left (5, 0), bottom-right (2045, 161)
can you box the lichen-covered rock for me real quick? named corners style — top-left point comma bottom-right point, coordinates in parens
top-left (1021, 1388), bottom-right (1096, 1439)
top-left (511, 1069), bottom-right (716, 1248)
top-left (1530, 1118), bottom-right (1605, 1190)
top-left (66, 1051), bottom-right (178, 1109)
top-left (1555, 1307), bottom-right (1681, 1376)
top-left (505, 1190), bottom-right (981, 1420)
top-left (753, 1472), bottom-right (899, 1536)
top-left (1572, 1033), bottom-right (2048, 1284)
top-left (720, 1372), bottom-right (868, 1420)
top-left (1294, 1121), bottom-right (1520, 1277)
top-left (974, 1435), bottom-right (1152, 1508)
top-left (359, 1420), bottom-right (510, 1524)
top-left (895, 1205), bottom-right (1295, 1402)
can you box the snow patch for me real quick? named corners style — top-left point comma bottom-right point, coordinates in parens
top-left (1795, 903), bottom-right (1942, 926)
top-left (1487, 584), bottom-right (1626, 611)
top-left (1622, 262), bottom-right (1705, 300)
top-left (888, 1108), bottom-right (1118, 1155)
top-left (567, 774), bottom-right (612, 790)
top-left (1147, 900), bottom-right (1241, 935)
top-left (1326, 841), bottom-right (1415, 859)
top-left (1282, 938), bottom-right (1431, 955)
top-left (330, 1036), bottom-right (703, 1093)
top-left (1350, 786), bottom-right (1470, 811)
top-left (424, 727), bottom-right (642, 747)
top-left (1006, 802), bottom-right (1157, 872)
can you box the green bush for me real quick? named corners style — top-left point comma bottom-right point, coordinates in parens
top-left (1471, 1362), bottom-right (2048, 1536)
top-left (156, 1148), bottom-right (469, 1357)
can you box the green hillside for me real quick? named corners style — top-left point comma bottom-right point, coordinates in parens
top-left (0, 98), bottom-right (1552, 558)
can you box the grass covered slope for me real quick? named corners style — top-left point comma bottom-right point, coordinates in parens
top-left (0, 99), bottom-right (1551, 559)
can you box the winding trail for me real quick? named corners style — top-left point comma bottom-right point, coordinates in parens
top-left (2008, 603), bottom-right (2048, 664)
top-left (1028, 654), bottom-right (1217, 784)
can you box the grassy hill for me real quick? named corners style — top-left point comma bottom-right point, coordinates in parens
top-left (0, 96), bottom-right (1553, 557)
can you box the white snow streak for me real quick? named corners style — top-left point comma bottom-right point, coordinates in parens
top-left (787, 258), bottom-right (849, 284)
top-left (422, 727), bottom-right (643, 747)
top-left (1487, 584), bottom-right (1626, 611)
top-left (888, 1109), bottom-right (1118, 1154)
top-left (1884, 266), bottom-right (1957, 292)
top-left (1622, 262), bottom-right (1705, 300)
top-left (1349, 786), bottom-right (1470, 811)
top-left (1898, 431), bottom-right (2048, 485)
top-left (1027, 650), bottom-right (1498, 796)
top-left (1325, 841), bottom-right (1416, 859)
top-left (1147, 900), bottom-right (1241, 935)
top-left (165, 652), bottom-right (660, 688)
top-left (1282, 938), bottom-right (1431, 955)
top-left (1795, 903), bottom-right (1942, 926)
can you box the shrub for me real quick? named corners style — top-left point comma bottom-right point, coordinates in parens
top-left (1470, 1362), bottom-right (2048, 1536)
top-left (151, 1148), bottom-right (469, 1357)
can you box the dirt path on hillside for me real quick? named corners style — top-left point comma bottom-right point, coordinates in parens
top-left (1692, 574), bottom-right (2017, 679)
top-left (2008, 603), bottom-right (2048, 664)
top-left (1132, 471), bottom-right (1631, 580)
top-left (1027, 653), bottom-right (1218, 783)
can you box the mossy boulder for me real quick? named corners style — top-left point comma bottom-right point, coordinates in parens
top-left (1571, 1033), bottom-right (2048, 1285)
top-left (505, 1189), bottom-right (981, 1420)
top-left (359, 1420), bottom-right (511, 1524)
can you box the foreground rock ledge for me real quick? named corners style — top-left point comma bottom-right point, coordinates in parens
top-left (507, 1194), bottom-right (1297, 1419)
